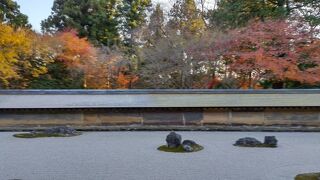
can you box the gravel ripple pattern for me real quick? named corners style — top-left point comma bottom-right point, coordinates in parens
top-left (1, 132), bottom-right (320, 180)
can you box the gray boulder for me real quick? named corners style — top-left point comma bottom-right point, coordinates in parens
top-left (182, 140), bottom-right (197, 146)
top-left (44, 126), bottom-right (78, 136)
top-left (166, 132), bottom-right (182, 148)
top-left (234, 137), bottom-right (262, 147)
top-left (183, 145), bottom-right (194, 152)
top-left (264, 136), bottom-right (278, 147)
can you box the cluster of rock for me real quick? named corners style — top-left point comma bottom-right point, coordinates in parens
top-left (33, 126), bottom-right (80, 136)
top-left (234, 136), bottom-right (278, 147)
top-left (166, 132), bottom-right (198, 152)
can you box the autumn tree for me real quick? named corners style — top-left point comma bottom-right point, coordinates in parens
top-left (82, 47), bottom-right (138, 89)
top-left (0, 24), bottom-right (53, 88)
top-left (89, 47), bottom-right (138, 89)
top-left (136, 2), bottom-right (212, 88)
top-left (30, 30), bottom-right (98, 89)
top-left (0, 24), bottom-right (29, 87)
top-left (187, 31), bottom-right (231, 89)
top-left (295, 38), bottom-right (320, 86)
top-left (203, 20), bottom-right (320, 89)
top-left (137, 28), bottom-right (212, 89)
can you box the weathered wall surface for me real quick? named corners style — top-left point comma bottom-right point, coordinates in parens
top-left (0, 108), bottom-right (319, 130)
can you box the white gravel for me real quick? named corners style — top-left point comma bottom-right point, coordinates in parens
top-left (1, 131), bottom-right (320, 180)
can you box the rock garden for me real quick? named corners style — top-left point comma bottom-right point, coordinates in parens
top-left (234, 136), bottom-right (278, 148)
top-left (13, 126), bottom-right (82, 138)
top-left (157, 132), bottom-right (204, 153)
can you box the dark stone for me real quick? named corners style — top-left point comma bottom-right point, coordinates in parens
top-left (182, 140), bottom-right (197, 146)
top-left (43, 126), bottom-right (78, 136)
top-left (182, 144), bottom-right (193, 152)
top-left (264, 136), bottom-right (278, 147)
top-left (234, 137), bottom-right (262, 147)
top-left (166, 132), bottom-right (182, 148)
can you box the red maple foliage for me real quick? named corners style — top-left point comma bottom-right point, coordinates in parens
top-left (54, 30), bottom-right (97, 68)
top-left (200, 20), bottom-right (320, 88)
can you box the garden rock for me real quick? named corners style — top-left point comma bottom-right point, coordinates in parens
top-left (182, 140), bottom-right (197, 146)
top-left (166, 132), bottom-right (182, 148)
top-left (183, 145), bottom-right (194, 152)
top-left (234, 137), bottom-right (262, 147)
top-left (43, 126), bottom-right (78, 136)
top-left (264, 136), bottom-right (278, 147)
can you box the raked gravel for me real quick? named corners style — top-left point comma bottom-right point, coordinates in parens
top-left (1, 131), bottom-right (320, 180)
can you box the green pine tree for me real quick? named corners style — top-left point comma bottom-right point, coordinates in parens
top-left (41, 0), bottom-right (121, 46)
top-left (0, 0), bottom-right (31, 28)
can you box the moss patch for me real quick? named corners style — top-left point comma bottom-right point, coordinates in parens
top-left (295, 172), bottom-right (320, 180)
top-left (157, 144), bottom-right (204, 153)
top-left (13, 132), bottom-right (82, 138)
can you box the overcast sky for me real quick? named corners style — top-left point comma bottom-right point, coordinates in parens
top-left (14, 0), bottom-right (214, 32)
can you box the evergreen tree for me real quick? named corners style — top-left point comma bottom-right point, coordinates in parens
top-left (146, 4), bottom-right (165, 44)
top-left (115, 0), bottom-right (152, 77)
top-left (168, 0), bottom-right (206, 35)
top-left (0, 0), bottom-right (30, 28)
top-left (41, 0), bottom-right (120, 46)
top-left (119, 0), bottom-right (152, 47)
top-left (209, 0), bottom-right (320, 30)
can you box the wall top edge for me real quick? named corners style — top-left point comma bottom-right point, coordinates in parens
top-left (1, 89), bottom-right (320, 95)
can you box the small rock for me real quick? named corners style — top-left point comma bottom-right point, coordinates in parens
top-left (264, 136), bottom-right (278, 147)
top-left (234, 137), bottom-right (262, 147)
top-left (183, 145), bottom-right (194, 152)
top-left (43, 126), bottom-right (78, 136)
top-left (182, 140), bottom-right (197, 146)
top-left (166, 132), bottom-right (182, 148)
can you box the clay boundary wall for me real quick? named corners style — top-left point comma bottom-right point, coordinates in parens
top-left (1, 90), bottom-right (320, 131)
top-left (0, 107), bottom-right (320, 131)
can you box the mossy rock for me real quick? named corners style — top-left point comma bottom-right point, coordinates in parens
top-left (13, 132), bottom-right (82, 138)
top-left (295, 172), bottom-right (320, 180)
top-left (157, 144), bottom-right (204, 153)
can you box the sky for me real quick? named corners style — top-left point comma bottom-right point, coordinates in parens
top-left (15, 0), bottom-right (55, 32)
top-left (14, 0), bottom-right (213, 32)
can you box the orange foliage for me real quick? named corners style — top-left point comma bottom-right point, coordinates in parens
top-left (44, 29), bottom-right (104, 88)
top-left (54, 30), bottom-right (97, 68)
top-left (207, 77), bottom-right (220, 89)
top-left (116, 67), bottom-right (139, 89)
top-left (84, 49), bottom-right (139, 89)
top-left (204, 20), bottom-right (320, 88)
